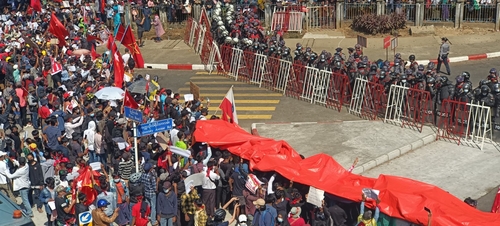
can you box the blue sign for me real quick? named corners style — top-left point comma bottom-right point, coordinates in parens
top-left (79, 211), bottom-right (92, 225)
top-left (124, 107), bottom-right (143, 122)
top-left (137, 118), bottom-right (173, 137)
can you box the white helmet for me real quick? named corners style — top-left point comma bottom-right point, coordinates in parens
top-left (219, 25), bottom-right (226, 31)
top-left (232, 37), bottom-right (239, 44)
top-left (225, 37), bottom-right (232, 43)
top-left (247, 40), bottom-right (253, 46)
top-left (217, 21), bottom-right (224, 26)
top-left (222, 30), bottom-right (229, 36)
top-left (216, 2), bottom-right (222, 8)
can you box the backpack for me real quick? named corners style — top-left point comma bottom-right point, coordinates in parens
top-left (127, 57), bottom-right (135, 69)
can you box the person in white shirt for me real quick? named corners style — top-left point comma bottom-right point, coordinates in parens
top-left (3, 157), bottom-right (33, 216)
top-left (64, 111), bottom-right (85, 139)
top-left (122, 48), bottom-right (131, 66)
top-left (202, 160), bottom-right (220, 217)
top-left (0, 151), bottom-right (16, 202)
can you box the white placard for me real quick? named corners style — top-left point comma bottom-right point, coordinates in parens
top-left (184, 94), bottom-right (194, 102)
top-left (62, 1), bottom-right (70, 8)
top-left (307, 186), bottom-right (324, 207)
top-left (90, 162), bottom-right (101, 171)
top-left (184, 173), bottom-right (205, 194)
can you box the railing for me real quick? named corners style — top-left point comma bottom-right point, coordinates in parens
top-left (423, 4), bottom-right (456, 22)
top-left (131, 4), bottom-right (193, 24)
top-left (463, 3), bottom-right (496, 22)
top-left (385, 4), bottom-right (417, 21)
top-left (344, 3), bottom-right (377, 20)
top-left (306, 5), bottom-right (336, 30)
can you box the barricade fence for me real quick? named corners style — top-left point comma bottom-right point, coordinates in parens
top-left (182, 18), bottom-right (497, 149)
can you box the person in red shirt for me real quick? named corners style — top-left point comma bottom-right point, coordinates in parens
top-left (131, 195), bottom-right (150, 226)
top-left (38, 99), bottom-right (51, 127)
top-left (15, 83), bottom-right (28, 126)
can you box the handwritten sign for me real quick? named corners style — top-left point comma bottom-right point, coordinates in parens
top-left (307, 186), bottom-right (324, 207)
top-left (184, 173), bottom-right (205, 194)
top-left (190, 82), bottom-right (200, 101)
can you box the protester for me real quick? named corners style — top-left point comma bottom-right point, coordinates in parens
top-left (92, 199), bottom-right (120, 226)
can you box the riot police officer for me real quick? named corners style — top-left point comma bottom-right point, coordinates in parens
top-left (474, 85), bottom-right (495, 107)
top-left (437, 76), bottom-right (455, 104)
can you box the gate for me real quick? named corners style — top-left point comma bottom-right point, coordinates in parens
top-left (314, 70), bottom-right (331, 106)
top-left (384, 85), bottom-right (431, 132)
top-left (262, 57), bottom-right (279, 90)
top-left (287, 63), bottom-right (307, 99)
top-left (348, 77), bottom-right (369, 118)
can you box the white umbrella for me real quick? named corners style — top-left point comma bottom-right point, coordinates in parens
top-left (94, 87), bottom-right (124, 100)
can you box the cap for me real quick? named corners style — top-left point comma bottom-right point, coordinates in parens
top-left (122, 152), bottom-right (131, 159)
top-left (117, 118), bottom-right (127, 125)
top-left (143, 163), bottom-right (153, 171)
top-left (163, 181), bottom-right (172, 189)
top-left (253, 198), bottom-right (265, 206)
top-left (55, 185), bottom-right (66, 193)
top-left (32, 130), bottom-right (39, 136)
top-left (0, 151), bottom-right (6, 156)
top-left (29, 143), bottom-right (37, 150)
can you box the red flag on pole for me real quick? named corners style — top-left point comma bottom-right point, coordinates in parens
top-left (115, 24), bottom-right (126, 41)
top-left (219, 87), bottom-right (238, 124)
top-left (48, 13), bottom-right (69, 47)
top-left (90, 45), bottom-right (100, 61)
top-left (111, 44), bottom-right (125, 88)
top-left (86, 34), bottom-right (102, 43)
top-left (124, 90), bottom-right (139, 109)
top-left (31, 0), bottom-right (41, 12)
top-left (107, 33), bottom-right (114, 50)
top-left (120, 25), bottom-right (145, 68)
top-left (492, 187), bottom-right (500, 213)
top-left (72, 166), bottom-right (100, 206)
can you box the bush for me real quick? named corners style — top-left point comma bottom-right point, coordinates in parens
top-left (350, 13), bottom-right (407, 35)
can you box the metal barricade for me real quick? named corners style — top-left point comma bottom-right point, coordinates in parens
top-left (384, 85), bottom-right (431, 132)
top-left (239, 51), bottom-right (257, 83)
top-left (401, 88), bottom-right (432, 132)
top-left (188, 21), bottom-right (198, 48)
top-left (436, 99), bottom-right (493, 150)
top-left (384, 84), bottom-right (409, 126)
top-left (463, 3), bottom-right (496, 23)
top-left (199, 7), bottom-right (211, 29)
top-left (253, 54), bottom-right (269, 86)
top-left (301, 66), bottom-right (320, 103)
top-left (273, 59), bottom-right (292, 94)
top-left (199, 32), bottom-right (213, 65)
top-left (194, 25), bottom-right (207, 55)
top-left (326, 72), bottom-right (350, 112)
top-left (184, 17), bottom-right (194, 46)
top-left (207, 41), bottom-right (221, 74)
top-left (228, 48), bottom-right (243, 81)
top-left (348, 77), bottom-right (386, 120)
top-left (271, 8), bottom-right (303, 32)
top-left (436, 99), bottom-right (470, 145)
top-left (217, 45), bottom-right (233, 75)
top-left (306, 5), bottom-right (336, 30)
top-left (313, 70), bottom-right (331, 106)
top-left (287, 63), bottom-right (307, 99)
top-left (348, 77), bottom-right (369, 117)
top-left (262, 57), bottom-right (280, 90)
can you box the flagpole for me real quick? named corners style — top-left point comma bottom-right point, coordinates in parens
top-left (125, 88), bottom-right (140, 173)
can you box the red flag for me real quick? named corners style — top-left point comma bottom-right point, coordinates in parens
top-left (492, 187), bottom-right (500, 213)
top-left (86, 34), bottom-right (102, 43)
top-left (112, 43), bottom-right (125, 88)
top-left (31, 0), bottom-right (41, 12)
top-left (124, 90), bottom-right (139, 109)
top-left (100, 0), bottom-right (105, 14)
top-left (219, 87), bottom-right (238, 124)
top-left (49, 13), bottom-right (69, 47)
top-left (90, 45), bottom-right (100, 60)
top-left (120, 26), bottom-right (145, 68)
top-left (107, 33), bottom-right (114, 50)
top-left (115, 24), bottom-right (126, 41)
top-left (72, 166), bottom-right (100, 206)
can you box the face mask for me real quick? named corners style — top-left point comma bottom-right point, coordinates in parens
top-left (277, 218), bottom-right (283, 223)
top-left (113, 179), bottom-right (120, 183)
top-left (164, 189), bottom-right (169, 193)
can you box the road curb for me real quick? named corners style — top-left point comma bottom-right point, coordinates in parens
top-left (351, 133), bottom-right (437, 175)
top-left (251, 121), bottom-right (346, 136)
top-left (145, 51), bottom-right (500, 71)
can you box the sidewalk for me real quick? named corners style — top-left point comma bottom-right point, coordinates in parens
top-left (286, 33), bottom-right (500, 64)
top-left (137, 33), bottom-right (500, 69)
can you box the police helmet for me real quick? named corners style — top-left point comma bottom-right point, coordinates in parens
top-left (409, 55), bottom-right (416, 61)
top-left (427, 77), bottom-right (436, 84)
top-left (461, 71), bottom-right (471, 81)
top-left (481, 85), bottom-right (490, 94)
top-left (463, 83), bottom-right (472, 93)
top-left (493, 83), bottom-right (500, 93)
